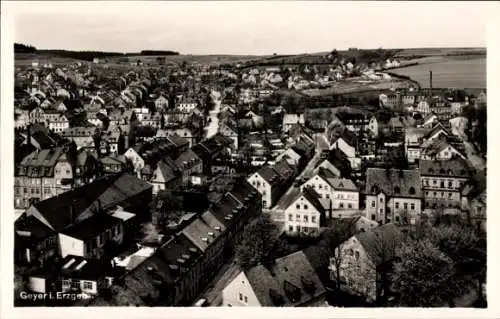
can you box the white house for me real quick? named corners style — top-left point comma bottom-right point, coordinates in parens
top-left (284, 188), bottom-right (325, 236)
top-left (48, 114), bottom-right (70, 133)
top-left (222, 251), bottom-right (326, 307)
top-left (176, 99), bottom-right (198, 114)
top-left (275, 148), bottom-right (302, 167)
top-left (58, 213), bottom-right (124, 259)
top-left (301, 169), bottom-right (359, 215)
top-left (282, 114), bottom-right (305, 133)
top-left (247, 166), bottom-right (283, 209)
top-left (124, 146), bottom-right (145, 177)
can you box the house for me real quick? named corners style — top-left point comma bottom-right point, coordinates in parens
top-left (275, 148), bottom-right (302, 167)
top-left (173, 149), bottom-right (203, 185)
top-left (329, 223), bottom-right (402, 303)
top-left (15, 110), bottom-right (30, 129)
top-left (420, 158), bottom-right (472, 209)
top-left (124, 145), bottom-right (146, 177)
top-left (99, 155), bottom-right (127, 175)
top-left (365, 168), bottom-right (422, 225)
top-left (404, 127), bottom-right (427, 164)
top-left (301, 169), bottom-right (359, 214)
top-left (218, 122), bottom-right (239, 150)
top-left (15, 174), bottom-right (152, 266)
top-left (176, 98), bottom-right (198, 114)
top-left (48, 114), bottom-right (70, 133)
top-left (335, 112), bottom-right (368, 133)
top-left (329, 129), bottom-right (360, 170)
top-left (57, 255), bottom-right (117, 295)
top-left (416, 100), bottom-right (431, 114)
top-left (387, 116), bottom-right (406, 134)
top-left (282, 114), bottom-right (305, 133)
top-left (284, 188), bottom-right (326, 236)
top-left (150, 158), bottom-right (182, 194)
top-left (60, 126), bottom-right (97, 150)
top-left (59, 213), bottom-right (124, 259)
top-left (247, 161), bottom-right (294, 209)
top-left (74, 150), bottom-right (99, 187)
top-left (420, 137), bottom-right (466, 161)
top-left (192, 134), bottom-right (231, 175)
top-left (422, 113), bottom-right (439, 128)
top-left (366, 113), bottom-right (392, 138)
top-left (14, 148), bottom-right (74, 209)
top-left (222, 251), bottom-right (326, 307)
top-left (154, 95), bottom-right (169, 111)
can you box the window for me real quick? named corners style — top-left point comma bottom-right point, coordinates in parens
top-left (71, 280), bottom-right (79, 289)
top-left (326, 194), bottom-right (330, 199)
top-left (440, 181), bottom-right (445, 188)
top-left (83, 281), bottom-right (93, 290)
top-left (394, 186), bottom-right (400, 194)
top-left (244, 296), bottom-right (248, 303)
top-left (448, 181), bottom-right (452, 188)
top-left (289, 226), bottom-right (293, 232)
top-left (409, 187), bottom-right (416, 195)
top-left (380, 197), bottom-right (384, 203)
top-left (239, 293), bottom-right (243, 301)
top-left (404, 203), bottom-right (408, 210)
top-left (62, 280), bottom-right (71, 288)
top-left (262, 200), bottom-right (267, 207)
top-left (395, 202), bottom-right (400, 209)
top-left (448, 192), bottom-right (452, 198)
top-left (339, 203), bottom-right (344, 208)
top-left (371, 201), bottom-right (375, 207)
top-left (318, 185), bottom-right (322, 189)
top-left (395, 216), bottom-right (400, 222)
top-left (355, 251), bottom-right (360, 260)
top-left (288, 214), bottom-right (293, 221)
top-left (297, 226), bottom-right (301, 232)
top-left (311, 216), bottom-right (317, 223)
top-left (304, 204), bottom-right (308, 210)
top-left (296, 204), bottom-right (300, 210)
top-left (304, 216), bottom-right (308, 222)
top-left (371, 214), bottom-right (376, 221)
top-left (296, 214), bottom-right (300, 221)
top-left (410, 203), bottom-right (415, 210)
top-left (348, 203), bottom-right (352, 209)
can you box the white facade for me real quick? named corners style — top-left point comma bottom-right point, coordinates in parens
top-left (124, 148), bottom-right (145, 177)
top-left (222, 271), bottom-right (261, 307)
top-left (58, 234), bottom-right (85, 258)
top-left (284, 195), bottom-right (322, 235)
top-left (247, 173), bottom-right (272, 208)
top-left (365, 194), bottom-right (421, 224)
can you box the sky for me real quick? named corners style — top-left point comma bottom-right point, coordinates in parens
top-left (10, 1), bottom-right (493, 55)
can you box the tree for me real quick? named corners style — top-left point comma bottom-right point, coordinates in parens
top-left (392, 238), bottom-right (468, 307)
top-left (235, 215), bottom-right (279, 269)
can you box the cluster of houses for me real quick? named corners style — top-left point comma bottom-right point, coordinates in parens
top-left (13, 59), bottom-right (486, 307)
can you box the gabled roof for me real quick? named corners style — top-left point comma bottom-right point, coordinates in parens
top-left (256, 165), bottom-right (282, 186)
top-left (325, 177), bottom-right (358, 192)
top-left (15, 214), bottom-right (55, 241)
top-left (156, 159), bottom-right (179, 183)
top-left (365, 168), bottom-right (421, 198)
top-left (290, 187), bottom-right (324, 214)
top-left (425, 122), bottom-right (451, 140)
top-left (173, 149), bottom-right (201, 168)
top-left (244, 251), bottom-right (326, 306)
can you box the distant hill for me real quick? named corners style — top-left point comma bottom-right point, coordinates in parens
top-left (14, 43), bottom-right (180, 61)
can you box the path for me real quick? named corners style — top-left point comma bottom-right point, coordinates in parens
top-left (205, 90), bottom-right (222, 139)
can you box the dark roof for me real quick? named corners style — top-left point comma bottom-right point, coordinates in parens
top-left (419, 158), bottom-right (471, 178)
top-left (61, 213), bottom-right (121, 240)
top-left (293, 187), bottom-right (325, 213)
top-left (173, 149), bottom-right (200, 169)
top-left (273, 159), bottom-right (296, 181)
top-left (58, 255), bottom-right (111, 280)
top-left (355, 223), bottom-right (402, 266)
top-left (166, 134), bottom-right (189, 149)
top-left (15, 214), bottom-right (55, 241)
top-left (365, 168), bottom-right (421, 198)
top-left (31, 173), bottom-right (151, 231)
top-left (157, 159), bottom-right (179, 183)
top-left (245, 251), bottom-right (326, 306)
top-left (257, 165), bottom-right (282, 186)
top-left (115, 234), bottom-right (202, 306)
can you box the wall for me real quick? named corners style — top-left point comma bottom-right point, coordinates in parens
top-left (222, 272), bottom-right (261, 307)
top-left (331, 237), bottom-right (377, 302)
top-left (58, 233), bottom-right (84, 258)
top-left (284, 196), bottom-right (321, 235)
top-left (28, 276), bottom-right (47, 294)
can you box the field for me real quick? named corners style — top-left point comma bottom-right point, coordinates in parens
top-left (391, 56), bottom-right (486, 88)
top-left (300, 78), bottom-right (414, 97)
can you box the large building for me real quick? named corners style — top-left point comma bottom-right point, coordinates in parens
top-left (15, 148), bottom-right (74, 209)
top-left (364, 168), bottom-right (422, 225)
top-left (419, 158), bottom-right (472, 209)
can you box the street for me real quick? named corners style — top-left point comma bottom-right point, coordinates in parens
top-left (205, 90), bottom-right (222, 139)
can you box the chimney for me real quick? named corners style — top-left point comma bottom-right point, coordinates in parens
top-left (69, 200), bottom-right (76, 225)
top-left (429, 70), bottom-right (433, 98)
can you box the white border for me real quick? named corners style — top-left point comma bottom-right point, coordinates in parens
top-left (1, 1), bottom-right (499, 318)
